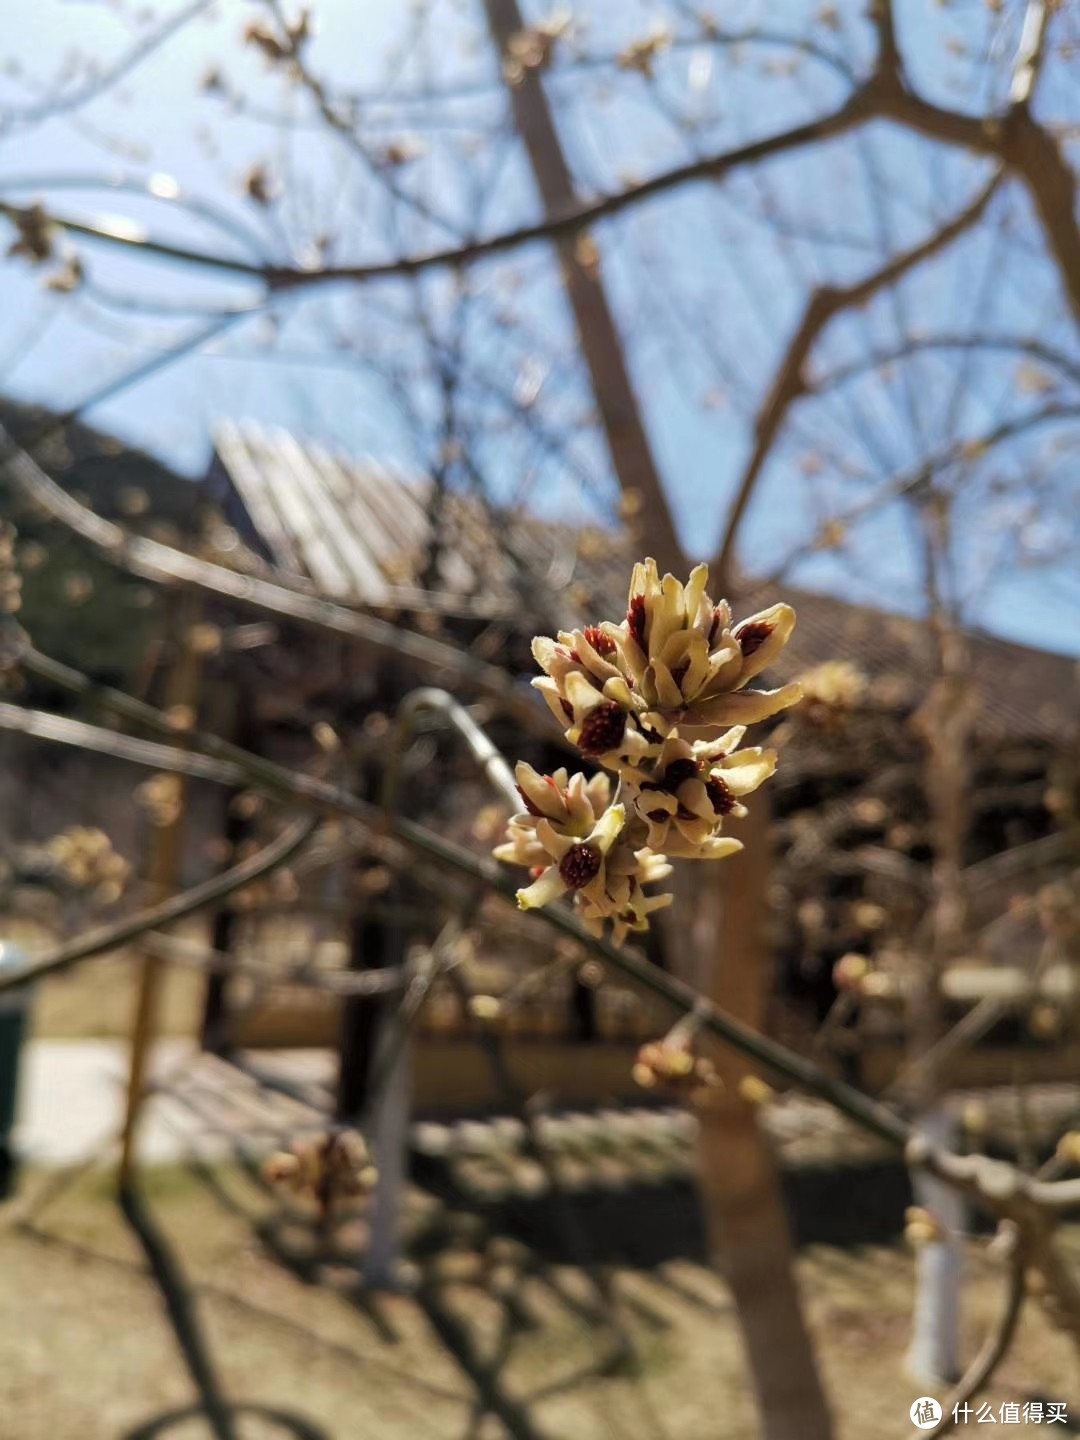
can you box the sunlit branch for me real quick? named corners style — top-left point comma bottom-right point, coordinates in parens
top-left (0, 702), bottom-right (245, 785)
top-left (0, 427), bottom-right (548, 730)
top-left (0, 0), bottom-right (217, 131)
top-left (0, 170), bottom-right (273, 260)
top-left (0, 88), bottom-right (873, 291)
top-left (714, 173), bottom-right (1003, 587)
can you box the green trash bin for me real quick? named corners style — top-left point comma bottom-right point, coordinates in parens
top-left (0, 944), bottom-right (31, 1199)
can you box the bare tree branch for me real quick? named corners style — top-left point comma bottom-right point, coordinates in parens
top-left (0, 0), bottom-right (217, 131)
top-left (0, 425), bottom-right (547, 730)
top-left (0, 814), bottom-right (317, 992)
top-left (485, 0), bottom-right (684, 575)
top-left (811, 333), bottom-right (1080, 396)
top-left (713, 173), bottom-right (1002, 587)
top-left (0, 90), bottom-right (874, 291)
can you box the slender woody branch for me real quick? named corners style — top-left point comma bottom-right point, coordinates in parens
top-left (713, 172), bottom-right (1002, 587)
top-left (0, 427), bottom-right (546, 732)
top-left (0, 815), bottom-right (317, 992)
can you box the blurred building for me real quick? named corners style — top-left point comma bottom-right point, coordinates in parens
top-left (3, 409), bottom-right (1077, 1098)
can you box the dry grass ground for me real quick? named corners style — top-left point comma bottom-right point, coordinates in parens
top-left (1, 1161), bottom-right (1077, 1440)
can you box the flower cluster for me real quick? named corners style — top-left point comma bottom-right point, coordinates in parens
top-left (495, 559), bottom-right (801, 940)
top-left (264, 1129), bottom-right (377, 1220)
top-left (44, 826), bottom-right (130, 907)
top-left (0, 523), bottom-right (22, 619)
top-left (631, 1034), bottom-right (720, 1100)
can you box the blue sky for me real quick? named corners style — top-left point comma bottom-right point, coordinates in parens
top-left (1, 0), bottom-right (1077, 654)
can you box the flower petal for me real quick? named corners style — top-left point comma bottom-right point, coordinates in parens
top-left (589, 802), bottom-right (626, 855)
top-left (712, 747), bottom-right (777, 796)
top-left (691, 682), bottom-right (803, 727)
top-left (516, 866), bottom-right (568, 910)
top-left (734, 603), bottom-right (796, 683)
top-left (514, 761), bottom-right (566, 820)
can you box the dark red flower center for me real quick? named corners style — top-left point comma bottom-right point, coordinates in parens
top-left (559, 843), bottom-right (602, 890)
top-left (706, 776), bottom-right (737, 814)
top-left (734, 620), bottom-right (774, 657)
top-left (661, 758), bottom-right (700, 790)
top-left (577, 701), bottom-right (627, 755)
top-left (583, 625), bottom-right (616, 657)
top-left (627, 595), bottom-right (647, 649)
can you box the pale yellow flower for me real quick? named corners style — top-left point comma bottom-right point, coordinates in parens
top-left (494, 762), bottom-right (674, 939)
top-left (575, 841), bottom-right (674, 944)
top-left (530, 635), bottom-right (667, 763)
top-left (496, 560), bottom-right (802, 942)
top-left (603, 559), bottom-right (802, 726)
top-left (494, 763), bottom-right (612, 872)
top-left (620, 731), bottom-right (776, 857)
top-left (514, 801), bottom-right (627, 911)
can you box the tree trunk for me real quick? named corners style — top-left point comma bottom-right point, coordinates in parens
top-left (483, 10), bottom-right (829, 1425)
top-left (905, 565), bottom-right (978, 1380)
top-left (483, 0), bottom-right (683, 578)
top-left (674, 797), bottom-right (834, 1440)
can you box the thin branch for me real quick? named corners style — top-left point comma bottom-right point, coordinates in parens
top-left (0, 815), bottom-right (317, 992)
top-left (0, 170), bottom-right (273, 260)
top-left (926, 1233), bottom-right (1026, 1439)
top-left (0, 0), bottom-right (217, 131)
top-left (0, 88), bottom-right (874, 291)
top-left (713, 173), bottom-right (1002, 586)
top-left (0, 702), bottom-right (245, 785)
top-left (0, 429), bottom-right (545, 730)
top-left (811, 333), bottom-right (1080, 397)
top-left (1009, 0), bottom-right (1052, 109)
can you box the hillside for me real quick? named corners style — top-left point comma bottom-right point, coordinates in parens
top-left (0, 400), bottom-right (202, 687)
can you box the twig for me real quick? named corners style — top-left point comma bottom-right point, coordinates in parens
top-left (0, 815), bottom-right (317, 992)
top-left (925, 1228), bottom-right (1026, 1439)
top-left (713, 172), bottom-right (1002, 586)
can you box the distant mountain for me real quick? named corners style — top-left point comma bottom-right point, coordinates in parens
top-left (0, 399), bottom-right (202, 688)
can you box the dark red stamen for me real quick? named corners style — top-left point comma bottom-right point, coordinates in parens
top-left (734, 620), bottom-right (774, 657)
top-left (583, 625), bottom-right (616, 657)
top-left (577, 701), bottom-right (627, 755)
top-left (559, 843), bottom-right (602, 890)
top-left (662, 758), bottom-right (699, 790)
top-left (627, 595), bottom-right (647, 649)
top-left (706, 776), bottom-right (738, 815)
